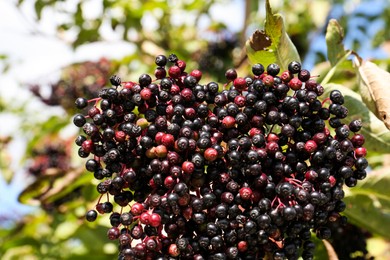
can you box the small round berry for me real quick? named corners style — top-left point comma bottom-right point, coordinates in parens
top-left (73, 114), bottom-right (86, 127)
top-left (349, 119), bottom-right (363, 132)
top-left (109, 75), bottom-right (121, 86)
top-left (204, 148), bottom-right (218, 162)
top-left (149, 213), bottom-right (162, 227)
top-left (168, 53), bottom-right (178, 63)
top-left (86, 210), bottom-right (98, 222)
top-left (288, 61), bottom-right (301, 74)
top-left (304, 140), bottom-right (317, 153)
top-left (75, 97), bottom-right (88, 109)
top-left (225, 69), bottom-right (237, 81)
top-left (267, 63), bottom-right (280, 76)
top-left (330, 89), bottom-right (344, 104)
top-left (233, 77), bottom-right (247, 91)
top-left (252, 63), bottom-right (265, 76)
top-left (239, 186), bottom-right (252, 200)
top-left (289, 77), bottom-right (303, 90)
top-left (155, 54), bottom-right (167, 66)
top-left (354, 147), bottom-right (367, 157)
top-left (139, 73), bottom-right (152, 87)
top-left (107, 226), bottom-right (120, 240)
top-left (168, 66), bottom-right (181, 79)
top-left (298, 69), bottom-right (311, 82)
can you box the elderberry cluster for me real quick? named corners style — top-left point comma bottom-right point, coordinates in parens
top-left (74, 54), bottom-right (368, 260)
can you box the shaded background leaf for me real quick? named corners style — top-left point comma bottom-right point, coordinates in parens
top-left (344, 170), bottom-right (390, 240)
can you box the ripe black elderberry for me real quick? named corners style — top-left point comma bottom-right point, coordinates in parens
top-left (74, 54), bottom-right (368, 260)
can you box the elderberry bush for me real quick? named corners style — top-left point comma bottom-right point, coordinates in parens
top-left (73, 54), bottom-right (368, 260)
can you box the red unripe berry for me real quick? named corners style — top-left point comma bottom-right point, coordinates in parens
top-left (305, 170), bottom-right (318, 181)
top-left (182, 161), bottom-right (195, 174)
top-left (131, 202), bottom-right (144, 215)
top-left (190, 69), bottom-right (202, 81)
top-left (222, 116), bottom-right (236, 129)
top-left (184, 107), bottom-right (196, 119)
top-left (181, 88), bottom-right (193, 102)
top-left (233, 77), bottom-right (247, 91)
top-left (249, 127), bottom-right (262, 137)
top-left (267, 133), bottom-right (279, 142)
top-left (289, 77), bottom-right (303, 90)
top-left (161, 133), bottom-right (175, 148)
top-left (155, 132), bottom-right (165, 144)
top-left (170, 84), bottom-right (181, 95)
top-left (266, 141), bottom-right (279, 154)
top-left (237, 241), bottom-right (248, 252)
top-left (107, 227), bottom-right (120, 240)
top-left (263, 75), bottom-right (274, 87)
top-left (329, 176), bottom-right (336, 187)
top-left (88, 106), bottom-right (101, 118)
top-left (176, 60), bottom-right (186, 71)
top-left (182, 206), bottom-right (193, 220)
top-left (304, 140), bottom-right (317, 153)
top-left (234, 95), bottom-right (246, 107)
top-left (168, 65), bottom-right (181, 78)
top-left (82, 140), bottom-right (94, 153)
top-left (239, 187), bottom-right (253, 200)
top-left (149, 213), bottom-right (162, 227)
top-left (140, 88), bottom-right (152, 100)
top-left (354, 147), bottom-right (367, 157)
top-left (351, 134), bottom-right (365, 147)
top-left (313, 132), bottom-right (326, 145)
top-left (149, 178), bottom-right (157, 189)
top-left (204, 148), bottom-right (218, 162)
top-left (140, 212), bottom-right (150, 225)
top-left (165, 104), bottom-right (174, 116)
top-left (280, 70), bottom-right (293, 82)
top-left (154, 67), bottom-right (166, 79)
top-left (169, 243), bottom-right (180, 257)
top-left (123, 82), bottom-right (134, 89)
top-left (164, 176), bottom-right (176, 189)
top-left (115, 131), bottom-right (126, 142)
top-left (96, 203), bottom-right (105, 214)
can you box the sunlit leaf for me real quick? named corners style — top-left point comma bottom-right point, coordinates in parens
top-left (245, 0), bottom-right (300, 70)
top-left (354, 57), bottom-right (390, 130)
top-left (326, 19), bottom-right (348, 66)
top-left (324, 83), bottom-right (390, 153)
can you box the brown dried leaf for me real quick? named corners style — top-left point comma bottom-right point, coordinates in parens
top-left (355, 58), bottom-right (390, 130)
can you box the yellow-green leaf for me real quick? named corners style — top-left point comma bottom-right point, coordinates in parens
top-left (325, 19), bottom-right (348, 66)
top-left (245, 0), bottom-right (300, 70)
top-left (344, 171), bottom-right (390, 240)
top-left (354, 58), bottom-right (390, 130)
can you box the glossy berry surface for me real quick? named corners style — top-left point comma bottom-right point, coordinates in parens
top-left (74, 54), bottom-right (368, 260)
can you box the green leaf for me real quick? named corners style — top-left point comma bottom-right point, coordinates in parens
top-left (325, 19), bottom-right (348, 66)
top-left (354, 58), bottom-right (390, 130)
top-left (34, 0), bottom-right (45, 20)
top-left (245, 0), bottom-right (300, 70)
top-left (323, 83), bottom-right (390, 153)
top-left (344, 172), bottom-right (390, 240)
